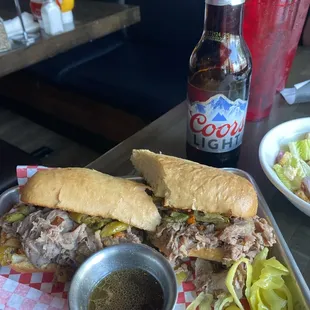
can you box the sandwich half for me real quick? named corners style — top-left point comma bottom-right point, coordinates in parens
top-left (131, 150), bottom-right (276, 265)
top-left (0, 168), bottom-right (161, 274)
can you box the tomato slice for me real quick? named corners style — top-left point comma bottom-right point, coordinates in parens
top-left (51, 216), bottom-right (64, 226)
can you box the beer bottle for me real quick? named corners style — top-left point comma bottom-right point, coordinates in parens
top-left (186, 0), bottom-right (252, 168)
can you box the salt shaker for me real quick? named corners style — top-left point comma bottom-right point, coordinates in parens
top-left (0, 18), bottom-right (11, 52)
top-left (41, 0), bottom-right (64, 36)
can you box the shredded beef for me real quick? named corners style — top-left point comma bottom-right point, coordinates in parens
top-left (194, 259), bottom-right (246, 298)
top-left (0, 208), bottom-right (141, 268)
top-left (9, 209), bottom-right (101, 267)
top-left (150, 222), bottom-right (219, 263)
top-left (150, 216), bottom-right (276, 265)
top-left (194, 259), bottom-right (228, 296)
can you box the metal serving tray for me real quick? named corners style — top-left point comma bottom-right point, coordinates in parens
top-left (0, 168), bottom-right (309, 309)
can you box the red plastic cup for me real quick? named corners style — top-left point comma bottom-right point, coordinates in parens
top-left (243, 0), bottom-right (310, 121)
top-left (276, 4), bottom-right (310, 91)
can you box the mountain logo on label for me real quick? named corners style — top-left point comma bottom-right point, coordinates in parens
top-left (213, 96), bottom-right (231, 111)
top-left (212, 113), bottom-right (227, 122)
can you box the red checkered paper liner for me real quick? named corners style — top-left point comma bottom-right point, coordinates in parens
top-left (1, 165), bottom-right (200, 309)
top-left (0, 275), bottom-right (68, 310)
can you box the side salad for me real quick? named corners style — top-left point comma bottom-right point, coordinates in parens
top-left (273, 133), bottom-right (310, 203)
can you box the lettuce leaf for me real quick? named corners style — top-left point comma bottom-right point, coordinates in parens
top-left (289, 139), bottom-right (310, 161)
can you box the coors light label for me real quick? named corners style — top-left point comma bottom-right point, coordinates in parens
top-left (187, 94), bottom-right (248, 153)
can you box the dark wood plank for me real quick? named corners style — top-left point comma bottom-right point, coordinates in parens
top-left (0, 73), bottom-right (146, 142)
top-left (0, 1), bottom-right (140, 77)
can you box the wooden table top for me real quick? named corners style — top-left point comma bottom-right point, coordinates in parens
top-left (0, 1), bottom-right (140, 78)
top-left (88, 47), bottom-right (310, 288)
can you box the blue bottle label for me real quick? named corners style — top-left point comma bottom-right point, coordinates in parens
top-left (187, 94), bottom-right (248, 153)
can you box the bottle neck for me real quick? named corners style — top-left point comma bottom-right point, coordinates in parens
top-left (203, 4), bottom-right (244, 36)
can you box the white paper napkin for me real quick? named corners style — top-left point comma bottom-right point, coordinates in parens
top-left (3, 12), bottom-right (39, 39)
top-left (280, 80), bottom-right (310, 105)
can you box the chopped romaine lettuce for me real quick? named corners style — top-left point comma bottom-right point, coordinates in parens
top-left (273, 148), bottom-right (310, 192)
top-left (273, 164), bottom-right (298, 191)
top-left (283, 165), bottom-right (298, 181)
top-left (299, 159), bottom-right (310, 176)
top-left (288, 139), bottom-right (310, 161)
top-left (274, 136), bottom-right (310, 202)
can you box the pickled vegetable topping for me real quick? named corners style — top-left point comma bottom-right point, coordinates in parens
top-left (3, 212), bottom-right (25, 223)
top-left (69, 212), bottom-right (112, 231)
top-left (194, 211), bottom-right (229, 226)
top-left (1, 203), bottom-right (35, 224)
top-left (0, 246), bottom-right (16, 266)
top-left (163, 212), bottom-right (189, 223)
top-left (175, 270), bottom-right (188, 284)
top-left (187, 292), bottom-right (213, 310)
top-left (225, 258), bottom-right (252, 310)
top-left (162, 210), bottom-right (229, 228)
top-left (100, 221), bottom-right (129, 237)
top-left (248, 249), bottom-right (292, 310)
top-left (214, 293), bottom-right (234, 310)
top-left (187, 249), bottom-right (292, 310)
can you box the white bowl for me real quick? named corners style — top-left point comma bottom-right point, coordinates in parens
top-left (259, 117), bottom-right (310, 217)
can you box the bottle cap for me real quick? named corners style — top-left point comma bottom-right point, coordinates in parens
top-left (205, 0), bottom-right (245, 5)
top-left (62, 11), bottom-right (73, 24)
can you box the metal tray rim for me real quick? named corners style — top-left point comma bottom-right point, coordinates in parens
top-left (0, 169), bottom-right (309, 307)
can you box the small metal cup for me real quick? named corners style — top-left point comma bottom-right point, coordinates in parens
top-left (69, 243), bottom-right (177, 310)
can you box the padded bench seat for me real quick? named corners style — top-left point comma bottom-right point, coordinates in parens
top-left (61, 42), bottom-right (193, 121)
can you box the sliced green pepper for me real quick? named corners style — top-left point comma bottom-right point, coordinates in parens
top-left (69, 212), bottom-right (86, 224)
top-left (100, 221), bottom-right (129, 238)
top-left (164, 212), bottom-right (189, 223)
top-left (3, 212), bottom-right (25, 223)
top-left (82, 216), bottom-right (112, 230)
top-left (69, 212), bottom-right (112, 230)
top-left (16, 204), bottom-right (31, 216)
top-left (194, 211), bottom-right (229, 225)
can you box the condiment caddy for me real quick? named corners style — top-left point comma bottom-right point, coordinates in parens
top-left (31, 0), bottom-right (75, 36)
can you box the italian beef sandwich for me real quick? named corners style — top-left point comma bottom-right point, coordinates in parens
top-left (0, 168), bottom-right (160, 274)
top-left (131, 150), bottom-right (276, 265)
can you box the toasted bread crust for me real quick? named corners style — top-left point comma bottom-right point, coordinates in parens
top-left (10, 260), bottom-right (58, 273)
top-left (131, 150), bottom-right (258, 218)
top-left (21, 168), bottom-right (161, 231)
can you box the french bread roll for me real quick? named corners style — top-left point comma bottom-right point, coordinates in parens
top-left (10, 255), bottom-right (71, 282)
top-left (131, 150), bottom-right (258, 218)
top-left (10, 255), bottom-right (57, 273)
top-left (20, 168), bottom-right (161, 231)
